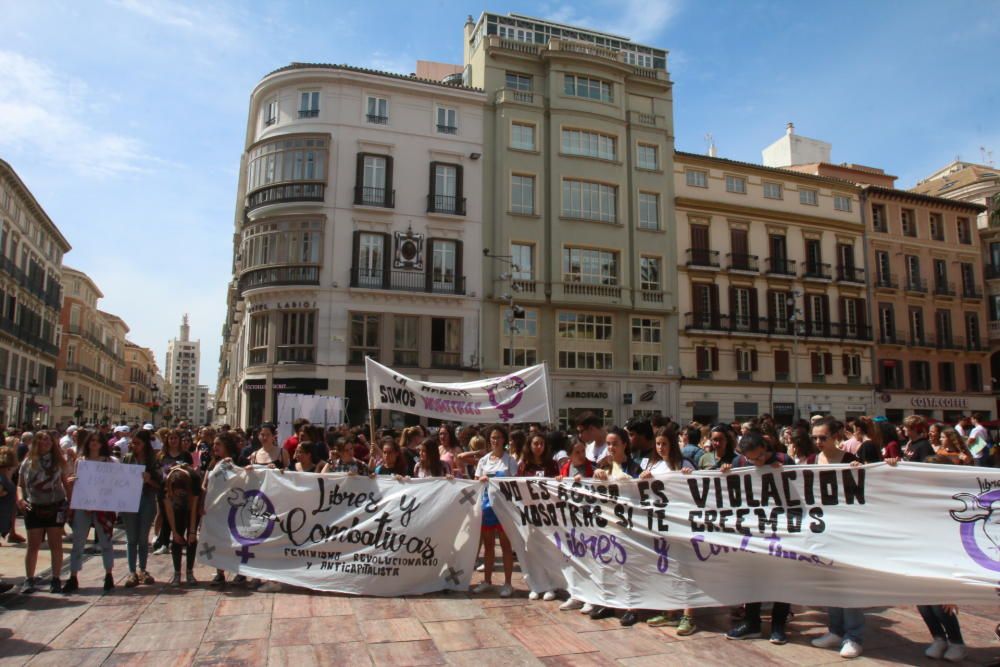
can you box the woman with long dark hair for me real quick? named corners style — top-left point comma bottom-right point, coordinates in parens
top-left (122, 430), bottom-right (161, 587)
top-left (414, 437), bottom-right (451, 477)
top-left (437, 425), bottom-right (463, 478)
top-left (64, 430), bottom-right (118, 593)
top-left (518, 432), bottom-right (559, 477)
top-left (152, 430), bottom-right (193, 555)
top-left (206, 432), bottom-right (242, 587)
top-left (373, 438), bottom-right (408, 476)
top-left (474, 425), bottom-right (518, 598)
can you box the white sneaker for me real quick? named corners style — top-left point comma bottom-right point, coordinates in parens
top-left (498, 584), bottom-right (513, 598)
top-left (528, 591), bottom-right (540, 600)
top-left (153, 545), bottom-right (169, 555)
top-left (840, 640), bottom-right (862, 659)
top-left (475, 563), bottom-right (485, 572)
top-left (580, 602), bottom-right (595, 614)
top-left (811, 632), bottom-right (844, 649)
top-left (258, 581), bottom-right (282, 593)
top-left (472, 582), bottom-right (493, 594)
top-left (543, 590), bottom-right (558, 601)
top-left (925, 638), bottom-right (948, 660)
top-left (560, 598), bottom-right (583, 611)
top-left (942, 643), bottom-right (966, 663)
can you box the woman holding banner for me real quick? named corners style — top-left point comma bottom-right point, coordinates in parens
top-left (414, 437), bottom-right (452, 478)
top-left (437, 425), bottom-right (463, 478)
top-left (373, 438), bottom-right (408, 476)
top-left (520, 432), bottom-right (560, 602)
top-left (206, 432), bottom-right (244, 587)
top-left (63, 430), bottom-right (119, 593)
top-left (16, 431), bottom-right (70, 593)
top-left (122, 429), bottom-right (161, 587)
top-left (474, 425), bottom-right (518, 598)
top-left (247, 423), bottom-right (289, 471)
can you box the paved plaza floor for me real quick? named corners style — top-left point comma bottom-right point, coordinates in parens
top-left (0, 527), bottom-right (997, 666)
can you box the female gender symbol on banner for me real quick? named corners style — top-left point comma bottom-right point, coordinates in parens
top-left (951, 490), bottom-right (1000, 573)
top-left (227, 489), bottom-right (276, 564)
top-left (485, 374), bottom-right (527, 422)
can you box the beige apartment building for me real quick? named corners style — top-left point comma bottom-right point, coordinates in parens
top-left (122, 341), bottom-right (157, 424)
top-left (675, 152), bottom-right (871, 425)
top-left (780, 139), bottom-right (992, 422)
top-left (55, 267), bottom-right (127, 426)
top-left (463, 12), bottom-right (678, 427)
top-left (0, 161), bottom-right (70, 427)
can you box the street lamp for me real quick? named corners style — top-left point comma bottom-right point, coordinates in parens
top-left (163, 399), bottom-right (173, 426)
top-left (23, 379), bottom-right (40, 427)
top-left (120, 410), bottom-right (127, 425)
top-left (787, 291), bottom-right (802, 424)
top-left (483, 249), bottom-right (524, 371)
top-left (101, 405), bottom-right (110, 425)
top-left (73, 395), bottom-right (84, 425)
top-left (149, 383), bottom-right (159, 426)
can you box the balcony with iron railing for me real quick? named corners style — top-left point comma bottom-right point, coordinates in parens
top-left (298, 109), bottom-right (319, 118)
top-left (875, 274), bottom-right (898, 290)
top-left (727, 253), bottom-right (759, 273)
top-left (908, 333), bottom-right (936, 348)
top-left (879, 330), bottom-right (905, 345)
top-left (936, 335), bottom-right (964, 350)
top-left (934, 281), bottom-right (956, 297)
top-left (436, 124), bottom-right (458, 135)
top-left (962, 284), bottom-right (983, 299)
top-left (349, 267), bottom-right (465, 296)
top-left (63, 362), bottom-right (123, 391)
top-left (0, 316), bottom-right (58, 356)
top-left (366, 114), bottom-right (389, 125)
top-left (802, 262), bottom-right (833, 281)
top-left (986, 265), bottom-right (1000, 280)
top-left (905, 277), bottom-right (928, 294)
top-left (765, 257), bottom-right (797, 277)
top-left (427, 194), bottom-right (466, 216)
top-left (686, 248), bottom-right (720, 269)
top-left (966, 337), bottom-right (986, 351)
top-left (246, 182), bottom-right (325, 211)
top-left (238, 265), bottom-right (321, 294)
top-left (354, 185), bottom-right (395, 208)
top-left (836, 265), bottom-right (865, 284)
top-left (990, 321), bottom-right (1000, 341)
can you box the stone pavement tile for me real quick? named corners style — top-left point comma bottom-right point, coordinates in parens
top-left (507, 624), bottom-right (600, 658)
top-left (25, 648), bottom-right (112, 667)
top-left (423, 619), bottom-right (518, 652)
top-left (268, 616), bottom-right (359, 646)
top-left (193, 638), bottom-right (268, 667)
top-left (361, 617), bottom-right (431, 644)
top-left (215, 594), bottom-right (273, 616)
top-left (366, 639), bottom-right (446, 667)
top-left (73, 604), bottom-right (142, 623)
top-left (540, 607), bottom-right (621, 633)
top-left (482, 604), bottom-right (550, 627)
top-left (272, 592), bottom-right (353, 618)
top-left (0, 606), bottom-right (85, 646)
top-left (578, 627), bottom-right (672, 660)
top-left (115, 618), bottom-right (209, 653)
top-left (445, 645), bottom-right (543, 667)
top-left (750, 637), bottom-right (849, 666)
top-left (618, 637), bottom-right (798, 667)
top-left (90, 590), bottom-right (157, 607)
top-left (350, 597), bottom-right (414, 620)
top-left (137, 596), bottom-right (219, 622)
top-left (409, 598), bottom-right (486, 622)
top-left (49, 619), bottom-right (134, 649)
top-left (103, 649), bottom-right (199, 667)
top-left (476, 596), bottom-right (528, 608)
top-left (539, 652), bottom-right (617, 667)
top-left (203, 612), bottom-right (272, 643)
top-left (268, 642), bottom-right (372, 667)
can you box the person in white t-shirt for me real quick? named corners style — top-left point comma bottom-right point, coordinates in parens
top-left (576, 411), bottom-right (608, 465)
top-left (473, 425), bottom-right (518, 598)
top-left (958, 413), bottom-right (990, 461)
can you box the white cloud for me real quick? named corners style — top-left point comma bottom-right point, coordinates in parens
top-left (542, 0), bottom-right (680, 43)
top-left (0, 50), bottom-right (156, 178)
top-left (106, 0), bottom-right (240, 43)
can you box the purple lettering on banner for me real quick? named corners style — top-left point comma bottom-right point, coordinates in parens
top-left (690, 534), bottom-right (834, 568)
top-left (553, 527), bottom-right (626, 565)
top-left (653, 537), bottom-right (669, 573)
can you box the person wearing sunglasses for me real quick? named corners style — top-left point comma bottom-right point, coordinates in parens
top-left (723, 430), bottom-right (793, 645)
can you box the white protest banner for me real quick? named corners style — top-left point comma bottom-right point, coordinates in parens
top-left (365, 357), bottom-right (552, 424)
top-left (69, 460), bottom-right (144, 513)
top-left (489, 463), bottom-right (1000, 608)
top-left (199, 467), bottom-right (483, 595)
top-left (276, 393), bottom-right (344, 444)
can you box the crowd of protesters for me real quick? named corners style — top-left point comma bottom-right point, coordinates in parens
top-left (0, 410), bottom-right (996, 662)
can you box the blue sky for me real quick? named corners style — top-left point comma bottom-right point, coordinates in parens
top-left (1, 0), bottom-right (997, 388)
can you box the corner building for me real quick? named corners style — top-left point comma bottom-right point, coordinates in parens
top-left (463, 13), bottom-right (679, 427)
top-left (675, 153), bottom-right (872, 424)
top-left (221, 64), bottom-right (485, 427)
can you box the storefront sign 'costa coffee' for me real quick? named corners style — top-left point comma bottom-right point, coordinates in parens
top-left (910, 396), bottom-right (968, 409)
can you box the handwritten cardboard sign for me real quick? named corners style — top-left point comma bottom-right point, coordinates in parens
top-left (70, 460), bottom-right (144, 513)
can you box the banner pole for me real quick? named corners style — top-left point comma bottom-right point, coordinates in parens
top-left (369, 408), bottom-right (377, 449)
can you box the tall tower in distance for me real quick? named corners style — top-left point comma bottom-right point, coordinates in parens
top-left (165, 314), bottom-right (203, 425)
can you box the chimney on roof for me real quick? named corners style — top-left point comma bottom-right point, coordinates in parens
top-left (466, 14), bottom-right (474, 25)
top-left (786, 122), bottom-right (795, 136)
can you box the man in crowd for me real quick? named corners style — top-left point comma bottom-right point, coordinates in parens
top-left (576, 412), bottom-right (608, 466)
top-left (625, 418), bottom-right (655, 470)
top-left (902, 415), bottom-right (934, 462)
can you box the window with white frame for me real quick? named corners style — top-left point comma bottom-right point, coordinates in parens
top-left (393, 316), bottom-right (419, 366)
top-left (638, 192), bottom-right (659, 230)
top-left (431, 239), bottom-right (458, 291)
top-left (845, 353), bottom-right (862, 378)
top-left (558, 312), bottom-right (613, 340)
top-left (436, 107), bottom-right (457, 134)
top-left (502, 307), bottom-right (538, 366)
top-left (263, 98), bottom-right (278, 126)
top-left (563, 74), bottom-right (612, 103)
top-left (349, 313), bottom-right (380, 364)
top-left (511, 122), bottom-right (535, 150)
top-left (834, 194), bottom-right (852, 211)
top-left (563, 247), bottom-right (618, 285)
top-left (686, 170), bottom-right (708, 188)
top-left (640, 256), bottom-right (661, 291)
top-left (511, 174), bottom-right (535, 214)
top-left (630, 317), bottom-right (661, 372)
top-left (505, 72), bottom-right (532, 91)
top-left (636, 144), bottom-right (658, 170)
top-left (499, 25), bottom-right (533, 42)
top-left (562, 179), bottom-right (616, 222)
top-left (557, 312), bottom-right (613, 370)
top-left (799, 188), bottom-right (819, 206)
top-left (561, 129), bottom-right (616, 160)
top-left (249, 313), bottom-right (269, 365)
top-left (510, 243), bottom-right (533, 281)
top-left (735, 348), bottom-right (754, 373)
top-left (763, 182), bottom-right (783, 199)
top-left (366, 96), bottom-right (388, 124)
top-left (277, 310), bottom-right (315, 362)
top-left (725, 175), bottom-right (747, 194)
top-left (298, 91), bottom-right (319, 118)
